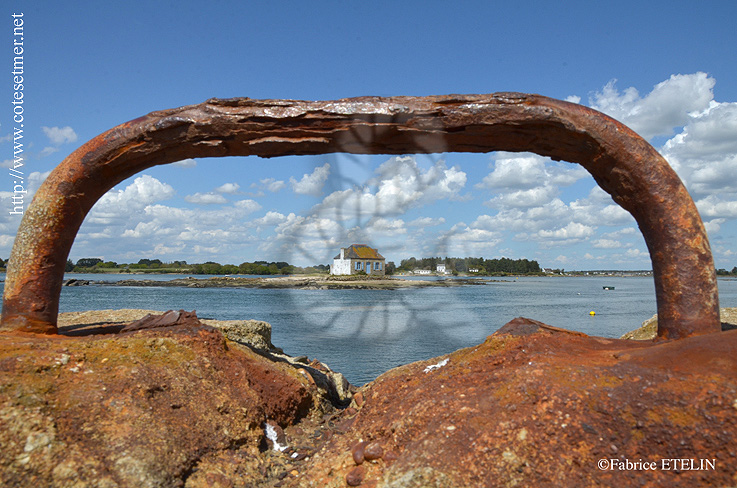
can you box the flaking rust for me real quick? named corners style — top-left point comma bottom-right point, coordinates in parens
top-left (0, 93), bottom-right (721, 339)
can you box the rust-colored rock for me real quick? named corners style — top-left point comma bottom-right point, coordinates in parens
top-left (345, 465), bottom-right (365, 486)
top-left (352, 440), bottom-right (368, 465)
top-left (1, 314), bottom-right (735, 486)
top-left (363, 442), bottom-right (383, 462)
top-left (0, 320), bottom-right (321, 487)
top-left (120, 309), bottom-right (201, 332)
top-left (282, 318), bottom-right (737, 487)
top-left (1, 93), bottom-right (719, 339)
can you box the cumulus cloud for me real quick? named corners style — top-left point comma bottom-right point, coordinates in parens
top-left (215, 182), bottom-right (240, 194)
top-left (477, 153), bottom-right (588, 210)
top-left (695, 195), bottom-right (737, 219)
top-left (532, 222), bottom-right (595, 242)
top-left (408, 217), bottom-right (446, 227)
top-left (185, 192), bottom-right (228, 205)
top-left (71, 175), bottom-right (266, 262)
top-left (42, 126), bottom-right (78, 145)
top-left (315, 157), bottom-right (467, 221)
top-left (89, 175), bottom-right (174, 223)
top-left (589, 72), bottom-right (715, 139)
top-left (253, 211), bottom-right (287, 227)
top-left (365, 217), bottom-right (406, 235)
top-left (477, 153), bottom-right (585, 190)
top-left (660, 102), bottom-right (737, 199)
top-left (592, 239), bottom-right (623, 249)
top-left (261, 178), bottom-right (286, 192)
top-left (290, 163), bottom-right (330, 196)
top-left (433, 223), bottom-right (503, 257)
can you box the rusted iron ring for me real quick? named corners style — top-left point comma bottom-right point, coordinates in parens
top-left (0, 93), bottom-right (720, 339)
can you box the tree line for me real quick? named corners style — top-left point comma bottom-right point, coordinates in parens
top-left (716, 267), bottom-right (737, 276)
top-left (54, 258), bottom-right (330, 275)
top-left (397, 256), bottom-right (542, 275)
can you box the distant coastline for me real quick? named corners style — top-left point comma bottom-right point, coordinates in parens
top-left (66, 275), bottom-right (494, 290)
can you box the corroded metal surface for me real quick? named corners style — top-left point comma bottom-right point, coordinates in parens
top-left (0, 93), bottom-right (720, 338)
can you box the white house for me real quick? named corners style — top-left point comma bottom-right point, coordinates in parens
top-left (331, 244), bottom-right (386, 276)
top-left (436, 264), bottom-right (447, 274)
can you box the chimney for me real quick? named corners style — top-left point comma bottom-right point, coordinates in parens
top-left (340, 248), bottom-right (345, 259)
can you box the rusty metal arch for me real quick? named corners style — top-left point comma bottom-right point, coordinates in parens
top-left (0, 93), bottom-right (720, 339)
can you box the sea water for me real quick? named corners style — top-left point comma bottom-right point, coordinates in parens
top-left (2, 275), bottom-right (736, 385)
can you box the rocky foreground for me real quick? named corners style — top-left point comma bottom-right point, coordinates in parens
top-left (1, 310), bottom-right (736, 487)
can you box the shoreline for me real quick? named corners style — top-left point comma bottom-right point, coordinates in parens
top-left (87, 275), bottom-right (494, 290)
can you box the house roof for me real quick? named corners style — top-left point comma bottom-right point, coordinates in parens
top-left (334, 244), bottom-right (385, 260)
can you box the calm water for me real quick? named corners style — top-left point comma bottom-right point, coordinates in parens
top-left (3, 275), bottom-right (737, 385)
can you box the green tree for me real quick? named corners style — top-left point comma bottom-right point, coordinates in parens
top-left (76, 258), bottom-right (103, 268)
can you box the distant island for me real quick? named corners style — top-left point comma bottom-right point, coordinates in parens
top-left (3, 256), bottom-right (549, 277)
top-left (2, 256), bottom-right (735, 278)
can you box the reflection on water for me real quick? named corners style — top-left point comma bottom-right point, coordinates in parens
top-left (2, 275), bottom-right (736, 385)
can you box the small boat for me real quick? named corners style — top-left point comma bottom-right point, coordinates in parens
top-left (603, 286), bottom-right (615, 290)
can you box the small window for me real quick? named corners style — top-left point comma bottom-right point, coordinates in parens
top-left (355, 261), bottom-right (363, 270)
top-left (374, 262), bottom-right (382, 270)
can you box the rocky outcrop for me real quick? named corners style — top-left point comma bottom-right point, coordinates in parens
top-left (105, 276), bottom-right (489, 290)
top-left (622, 307), bottom-right (737, 340)
top-left (0, 316), bottom-right (326, 487)
top-left (2, 314), bottom-right (736, 487)
top-left (201, 316), bottom-right (356, 408)
top-left (287, 318), bottom-right (737, 487)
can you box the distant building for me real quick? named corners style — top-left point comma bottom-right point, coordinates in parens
top-left (331, 244), bottom-right (386, 276)
top-left (469, 268), bottom-right (479, 273)
top-left (436, 264), bottom-right (448, 274)
top-left (413, 269), bottom-right (432, 275)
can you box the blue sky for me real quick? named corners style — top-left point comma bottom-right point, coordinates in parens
top-left (2, 1), bottom-right (736, 269)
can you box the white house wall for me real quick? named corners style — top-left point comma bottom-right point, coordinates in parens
top-left (332, 258), bottom-right (352, 275)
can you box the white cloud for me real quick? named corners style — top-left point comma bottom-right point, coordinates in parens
top-left (261, 178), bottom-right (286, 193)
top-left (520, 222), bottom-right (595, 247)
top-left (290, 163), bottom-right (331, 196)
top-left (253, 211), bottom-right (287, 227)
top-left (366, 217), bottom-right (406, 235)
top-left (477, 153), bottom-right (588, 210)
top-left (695, 195), bottom-right (737, 219)
top-left (592, 239), bottom-right (623, 249)
top-left (589, 72), bottom-right (715, 139)
top-left (185, 192), bottom-right (228, 205)
top-left (704, 218), bottom-right (725, 234)
top-left (315, 156), bottom-right (466, 221)
top-left (233, 199), bottom-right (261, 213)
top-left (215, 182), bottom-right (240, 194)
top-left (87, 175), bottom-right (175, 225)
top-left (536, 222), bottom-right (595, 240)
top-left (485, 186), bottom-right (559, 209)
top-left (661, 102), bottom-right (737, 199)
top-left (432, 223), bottom-right (503, 257)
top-left (172, 158), bottom-right (197, 168)
top-left (408, 217), bottom-right (446, 227)
top-left (42, 126), bottom-right (78, 145)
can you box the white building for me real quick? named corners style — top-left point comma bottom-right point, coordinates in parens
top-left (331, 244), bottom-right (386, 276)
top-left (436, 264), bottom-right (447, 274)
